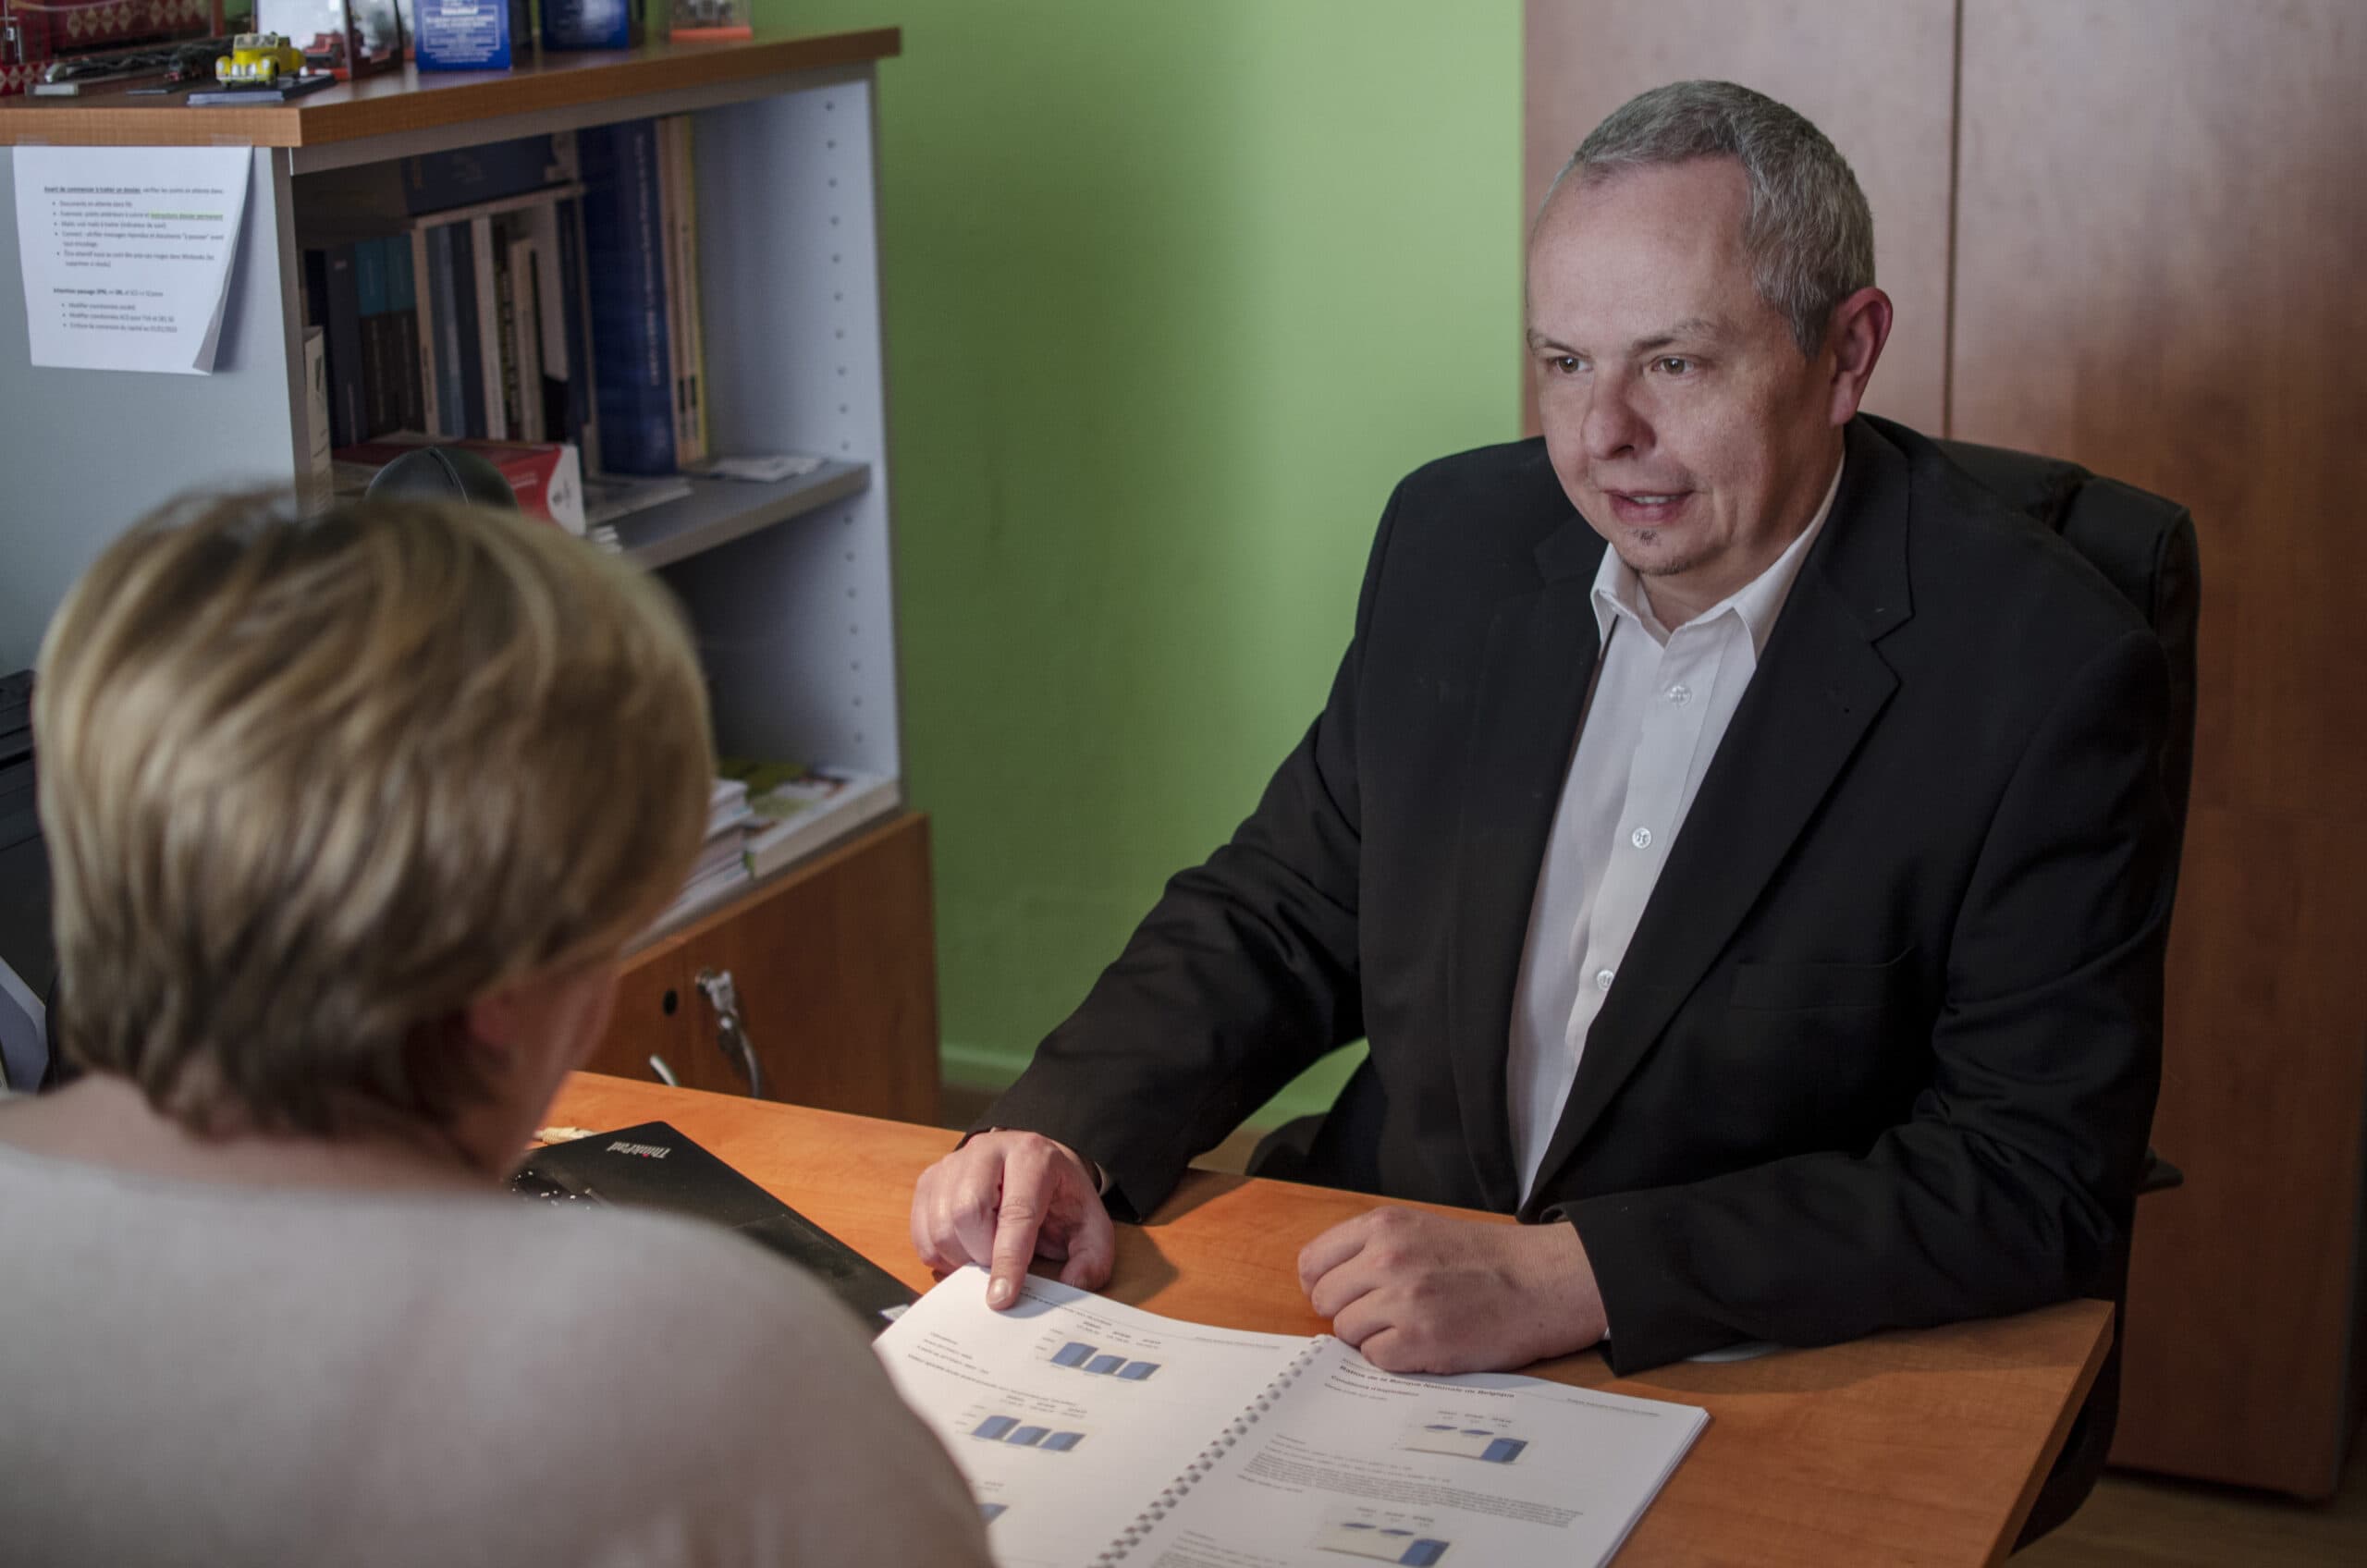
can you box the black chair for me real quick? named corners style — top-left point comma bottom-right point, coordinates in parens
top-left (1933, 437), bottom-right (2199, 1548)
top-left (1252, 437), bottom-right (2200, 1544)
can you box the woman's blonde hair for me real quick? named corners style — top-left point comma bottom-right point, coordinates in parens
top-left (35, 492), bottom-right (713, 1134)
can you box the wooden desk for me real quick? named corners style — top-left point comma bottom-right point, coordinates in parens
top-left (549, 1072), bottom-right (2111, 1568)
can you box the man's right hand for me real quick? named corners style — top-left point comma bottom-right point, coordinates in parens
top-left (910, 1130), bottom-right (1116, 1309)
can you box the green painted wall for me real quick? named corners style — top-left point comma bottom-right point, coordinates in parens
top-left (767, 2), bottom-right (1525, 1121)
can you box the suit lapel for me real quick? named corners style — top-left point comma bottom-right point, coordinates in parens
top-left (1445, 515), bottom-right (1606, 1213)
top-left (1520, 422), bottom-right (1918, 1206)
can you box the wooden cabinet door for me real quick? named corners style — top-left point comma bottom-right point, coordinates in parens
top-left (586, 812), bottom-right (940, 1125)
top-left (1952, 0), bottom-right (2367, 1498)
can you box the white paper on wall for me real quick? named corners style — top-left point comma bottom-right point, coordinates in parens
top-left (13, 145), bottom-right (251, 375)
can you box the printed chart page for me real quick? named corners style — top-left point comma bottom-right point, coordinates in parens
top-left (877, 1268), bottom-right (1310, 1568)
top-left (1121, 1339), bottom-right (1707, 1568)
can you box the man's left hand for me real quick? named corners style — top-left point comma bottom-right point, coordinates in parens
top-left (1297, 1208), bottom-right (1609, 1374)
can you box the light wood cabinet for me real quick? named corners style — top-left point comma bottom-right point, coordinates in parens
top-left (592, 811), bottom-right (938, 1124)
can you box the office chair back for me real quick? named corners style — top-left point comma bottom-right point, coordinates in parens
top-left (1932, 436), bottom-right (2200, 1549)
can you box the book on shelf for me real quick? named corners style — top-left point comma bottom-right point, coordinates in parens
top-left (301, 326), bottom-right (332, 512)
top-left (659, 115), bottom-right (709, 467)
top-left (377, 237), bottom-right (424, 436)
top-left (298, 119), bottom-right (726, 510)
top-left (300, 243), bottom-right (368, 450)
top-left (693, 775), bottom-right (757, 876)
top-left (469, 214), bottom-right (507, 440)
top-left (446, 220), bottom-right (485, 437)
top-left (400, 134), bottom-right (572, 217)
top-left (877, 1268), bottom-right (1708, 1568)
top-left (580, 118), bottom-right (679, 476)
top-left (551, 196), bottom-right (601, 470)
top-left (640, 778), bottom-right (758, 937)
top-left (721, 759), bottom-right (899, 881)
top-left (351, 238), bottom-right (395, 439)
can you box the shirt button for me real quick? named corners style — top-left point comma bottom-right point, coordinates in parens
top-left (1594, 968), bottom-right (1615, 990)
top-left (1666, 684), bottom-right (1691, 705)
top-left (1630, 827), bottom-right (1652, 849)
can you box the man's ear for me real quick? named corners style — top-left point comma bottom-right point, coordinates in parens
top-left (1823, 286), bottom-right (1894, 424)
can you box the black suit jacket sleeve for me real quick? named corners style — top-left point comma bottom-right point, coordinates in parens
top-left (1562, 623), bottom-right (2173, 1374)
top-left (981, 485), bottom-right (1404, 1216)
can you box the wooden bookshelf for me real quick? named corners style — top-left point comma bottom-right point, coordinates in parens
top-left (0, 32), bottom-right (900, 153)
top-left (0, 30), bottom-right (935, 1121)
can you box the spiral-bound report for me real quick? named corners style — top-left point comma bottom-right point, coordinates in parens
top-left (876, 1266), bottom-right (1707, 1566)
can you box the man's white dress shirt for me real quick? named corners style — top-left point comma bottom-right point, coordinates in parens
top-left (1507, 460), bottom-right (1845, 1203)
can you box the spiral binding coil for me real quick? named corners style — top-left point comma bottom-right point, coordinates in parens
top-left (1089, 1335), bottom-right (1335, 1565)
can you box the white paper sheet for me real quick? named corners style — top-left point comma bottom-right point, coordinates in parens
top-left (875, 1268), bottom-right (1708, 1568)
top-left (1121, 1341), bottom-right (1707, 1568)
top-left (877, 1268), bottom-right (1309, 1568)
top-left (14, 145), bottom-right (251, 374)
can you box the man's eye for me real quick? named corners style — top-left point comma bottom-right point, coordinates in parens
top-left (1656, 357), bottom-right (1693, 374)
top-left (1549, 355), bottom-right (1584, 375)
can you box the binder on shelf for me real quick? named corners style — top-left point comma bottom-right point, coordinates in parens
top-left (580, 118), bottom-right (678, 475)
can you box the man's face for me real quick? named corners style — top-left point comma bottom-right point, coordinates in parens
top-left (1527, 158), bottom-right (1846, 623)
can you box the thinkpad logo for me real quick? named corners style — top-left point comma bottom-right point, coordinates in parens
top-left (607, 1141), bottom-right (671, 1158)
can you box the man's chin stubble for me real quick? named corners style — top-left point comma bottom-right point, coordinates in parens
top-left (1622, 535), bottom-right (1699, 578)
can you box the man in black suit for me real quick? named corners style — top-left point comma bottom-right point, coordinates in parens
top-left (910, 80), bottom-right (2171, 1377)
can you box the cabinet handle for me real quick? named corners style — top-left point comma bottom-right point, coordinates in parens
top-left (694, 967), bottom-right (765, 1099)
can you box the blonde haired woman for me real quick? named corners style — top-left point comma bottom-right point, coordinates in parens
top-left (0, 494), bottom-right (989, 1565)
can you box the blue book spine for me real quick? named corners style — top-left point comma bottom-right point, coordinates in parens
top-left (426, 227), bottom-right (472, 438)
top-left (386, 239), bottom-right (423, 434)
top-left (352, 239), bottom-right (394, 438)
top-left (304, 244), bottom-right (368, 449)
top-left (401, 134), bottom-right (562, 217)
top-left (448, 222), bottom-right (485, 438)
top-left (580, 119), bottom-right (676, 474)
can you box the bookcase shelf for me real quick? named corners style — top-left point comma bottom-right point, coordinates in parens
top-left (0, 33), bottom-right (901, 158)
top-left (618, 458), bottom-right (869, 570)
top-left (0, 30), bottom-right (938, 1122)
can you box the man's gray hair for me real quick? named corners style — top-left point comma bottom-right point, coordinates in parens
top-left (1550, 80), bottom-right (1874, 358)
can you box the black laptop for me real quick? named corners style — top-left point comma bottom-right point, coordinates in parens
top-left (511, 1121), bottom-right (916, 1333)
